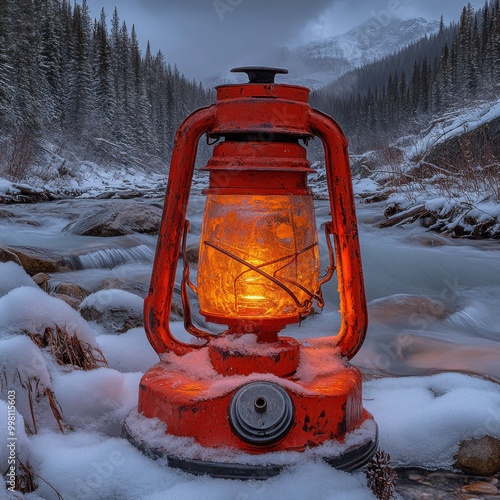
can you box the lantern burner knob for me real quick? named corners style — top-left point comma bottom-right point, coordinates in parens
top-left (230, 382), bottom-right (293, 445)
top-left (230, 66), bottom-right (288, 83)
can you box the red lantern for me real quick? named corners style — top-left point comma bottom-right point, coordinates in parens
top-left (124, 67), bottom-right (377, 478)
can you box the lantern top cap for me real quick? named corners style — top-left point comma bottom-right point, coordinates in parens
top-left (231, 66), bottom-right (288, 84)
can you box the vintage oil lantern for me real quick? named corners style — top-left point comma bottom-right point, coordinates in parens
top-left (124, 67), bottom-right (377, 479)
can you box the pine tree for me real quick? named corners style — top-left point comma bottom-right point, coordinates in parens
top-left (129, 24), bottom-right (156, 155)
top-left (0, 0), bottom-right (14, 128)
top-left (62, 0), bottom-right (94, 132)
top-left (93, 8), bottom-right (115, 138)
top-left (36, 0), bottom-right (62, 121)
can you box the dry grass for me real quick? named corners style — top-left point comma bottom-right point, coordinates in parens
top-left (28, 325), bottom-right (108, 371)
top-left (4, 458), bottom-right (38, 494)
top-left (9, 458), bottom-right (65, 499)
top-left (16, 373), bottom-right (65, 435)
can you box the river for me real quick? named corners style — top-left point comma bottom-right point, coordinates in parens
top-left (1, 194), bottom-right (499, 382)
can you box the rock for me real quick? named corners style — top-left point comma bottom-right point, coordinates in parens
top-left (17, 218), bottom-right (41, 227)
top-left (98, 277), bottom-right (149, 298)
top-left (52, 292), bottom-right (81, 310)
top-left (0, 243), bottom-right (22, 266)
top-left (0, 209), bottom-right (16, 218)
top-left (32, 272), bottom-right (51, 292)
top-left (410, 233), bottom-right (447, 247)
top-left (96, 279), bottom-right (186, 322)
top-left (369, 294), bottom-right (450, 325)
top-left (63, 202), bottom-right (162, 236)
top-left (5, 245), bottom-right (72, 275)
top-left (79, 289), bottom-right (144, 334)
top-left (459, 481), bottom-right (499, 495)
top-left (396, 468), bottom-right (500, 500)
top-left (96, 191), bottom-right (116, 199)
top-left (53, 282), bottom-right (89, 302)
top-left (186, 244), bottom-right (199, 264)
top-left (0, 183), bottom-right (55, 203)
top-left (115, 189), bottom-right (142, 199)
top-left (454, 436), bottom-right (500, 476)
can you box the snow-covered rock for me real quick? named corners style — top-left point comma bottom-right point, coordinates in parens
top-left (80, 289), bottom-right (145, 334)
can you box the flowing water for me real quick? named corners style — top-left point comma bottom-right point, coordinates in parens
top-left (1, 195), bottom-right (499, 382)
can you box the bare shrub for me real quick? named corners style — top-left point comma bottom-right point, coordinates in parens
top-left (4, 127), bottom-right (40, 181)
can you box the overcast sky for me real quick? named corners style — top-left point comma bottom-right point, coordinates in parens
top-left (84, 0), bottom-right (487, 82)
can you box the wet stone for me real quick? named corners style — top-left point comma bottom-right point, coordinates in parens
top-left (52, 292), bottom-right (81, 310)
top-left (53, 282), bottom-right (90, 302)
top-left (395, 468), bottom-right (500, 500)
top-left (63, 201), bottom-right (162, 236)
top-left (454, 436), bottom-right (500, 477)
top-left (0, 243), bottom-right (22, 266)
top-left (2, 245), bottom-right (71, 275)
top-left (32, 272), bottom-right (51, 292)
top-left (460, 481), bottom-right (499, 495)
top-left (0, 209), bottom-right (16, 218)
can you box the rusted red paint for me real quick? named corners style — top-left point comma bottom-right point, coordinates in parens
top-left (138, 345), bottom-right (365, 452)
top-left (207, 336), bottom-right (300, 377)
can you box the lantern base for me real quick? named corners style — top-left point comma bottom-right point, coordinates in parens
top-left (123, 409), bottom-right (378, 479)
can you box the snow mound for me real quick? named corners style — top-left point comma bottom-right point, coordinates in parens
top-left (0, 261), bottom-right (37, 297)
top-left (364, 372), bottom-right (500, 469)
top-left (52, 368), bottom-right (142, 436)
top-left (96, 328), bottom-right (158, 373)
top-left (80, 289), bottom-right (144, 315)
top-left (0, 286), bottom-right (96, 345)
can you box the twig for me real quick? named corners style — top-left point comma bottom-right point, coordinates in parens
top-left (18, 458), bottom-right (64, 499)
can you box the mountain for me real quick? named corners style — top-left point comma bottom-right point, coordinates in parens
top-left (204, 17), bottom-right (440, 90)
top-left (276, 17), bottom-right (441, 89)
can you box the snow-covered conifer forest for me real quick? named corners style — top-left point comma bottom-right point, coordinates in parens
top-left (0, 0), bottom-right (212, 181)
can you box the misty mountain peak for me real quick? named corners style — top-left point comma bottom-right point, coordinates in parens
top-left (281, 17), bottom-right (440, 88)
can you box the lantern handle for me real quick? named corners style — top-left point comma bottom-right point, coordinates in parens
top-left (308, 108), bottom-right (368, 360)
top-left (144, 105), bottom-right (217, 356)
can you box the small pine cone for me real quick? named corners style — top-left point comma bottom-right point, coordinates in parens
top-left (365, 449), bottom-right (398, 500)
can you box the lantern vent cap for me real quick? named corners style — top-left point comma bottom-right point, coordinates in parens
top-left (231, 66), bottom-right (288, 84)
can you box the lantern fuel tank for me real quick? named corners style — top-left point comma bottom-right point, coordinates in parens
top-left (124, 66), bottom-right (378, 478)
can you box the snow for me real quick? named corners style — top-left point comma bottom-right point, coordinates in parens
top-left (0, 285), bottom-right (96, 345)
top-left (402, 99), bottom-right (500, 162)
top-left (352, 176), bottom-right (383, 196)
top-left (96, 328), bottom-right (159, 373)
top-left (0, 160), bottom-right (166, 200)
top-left (0, 400), bottom-right (30, 493)
top-left (27, 430), bottom-right (375, 500)
top-left (0, 179), bottom-right (18, 195)
top-left (71, 162), bottom-right (166, 199)
top-left (1, 256), bottom-right (500, 498)
top-left (0, 261), bottom-right (37, 297)
top-left (80, 289), bottom-right (144, 315)
top-left (364, 373), bottom-right (500, 469)
top-left (52, 368), bottom-right (142, 435)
